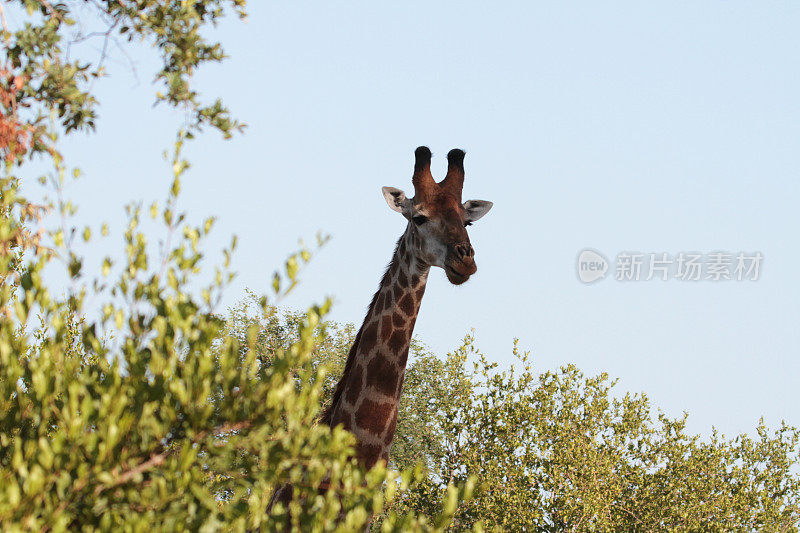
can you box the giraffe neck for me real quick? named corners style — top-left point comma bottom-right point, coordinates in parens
top-left (322, 227), bottom-right (430, 468)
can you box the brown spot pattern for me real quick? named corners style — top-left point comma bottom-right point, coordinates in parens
top-left (384, 408), bottom-right (398, 444)
top-left (355, 398), bottom-right (394, 435)
top-left (360, 321), bottom-right (378, 354)
top-left (357, 443), bottom-right (384, 467)
top-left (320, 223), bottom-right (439, 474)
top-left (383, 294), bottom-right (392, 311)
top-left (388, 329), bottom-right (407, 354)
top-left (398, 292), bottom-right (414, 316)
top-left (380, 315), bottom-right (393, 342)
top-left (366, 356), bottom-right (399, 397)
top-left (398, 348), bottom-right (410, 367)
top-left (415, 286), bottom-right (426, 301)
top-left (345, 364), bottom-right (364, 406)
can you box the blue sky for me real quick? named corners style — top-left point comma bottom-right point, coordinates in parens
top-left (22, 2), bottom-right (800, 437)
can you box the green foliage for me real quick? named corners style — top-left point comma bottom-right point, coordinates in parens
top-left (219, 305), bottom-right (800, 531)
top-left (387, 336), bottom-right (800, 532)
top-left (1, 0), bottom-right (245, 167)
top-left (220, 296), bottom-right (448, 476)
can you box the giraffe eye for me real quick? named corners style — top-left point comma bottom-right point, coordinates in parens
top-left (464, 221), bottom-right (472, 227)
top-left (412, 215), bottom-right (428, 225)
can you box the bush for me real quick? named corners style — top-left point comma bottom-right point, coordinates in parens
top-left (390, 337), bottom-right (800, 531)
top-left (218, 301), bottom-right (800, 531)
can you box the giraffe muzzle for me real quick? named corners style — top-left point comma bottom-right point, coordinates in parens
top-left (445, 244), bottom-right (477, 284)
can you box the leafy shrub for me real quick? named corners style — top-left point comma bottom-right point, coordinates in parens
top-left (391, 338), bottom-right (800, 531)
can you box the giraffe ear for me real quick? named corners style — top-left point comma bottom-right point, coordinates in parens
top-left (382, 187), bottom-right (410, 214)
top-left (463, 200), bottom-right (493, 222)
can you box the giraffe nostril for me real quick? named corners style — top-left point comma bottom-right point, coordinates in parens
top-left (454, 243), bottom-right (472, 260)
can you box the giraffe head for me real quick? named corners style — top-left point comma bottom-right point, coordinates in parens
top-left (382, 146), bottom-right (493, 285)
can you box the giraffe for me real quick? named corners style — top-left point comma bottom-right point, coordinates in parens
top-left (270, 146), bottom-right (492, 510)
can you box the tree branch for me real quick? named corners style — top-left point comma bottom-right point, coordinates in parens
top-left (93, 419), bottom-right (253, 495)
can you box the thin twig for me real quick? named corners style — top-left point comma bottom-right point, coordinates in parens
top-left (93, 420), bottom-right (253, 495)
top-left (38, 0), bottom-right (65, 22)
top-left (0, 3), bottom-right (9, 43)
top-left (95, 449), bottom-right (169, 494)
